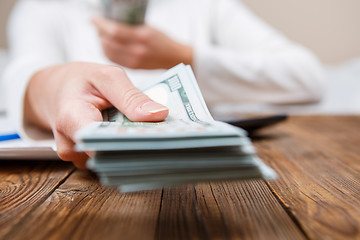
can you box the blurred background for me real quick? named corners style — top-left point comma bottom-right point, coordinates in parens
top-left (1, 0), bottom-right (359, 114)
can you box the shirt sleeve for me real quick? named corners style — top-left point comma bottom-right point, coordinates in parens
top-left (193, 0), bottom-right (326, 107)
top-left (2, 0), bottom-right (66, 143)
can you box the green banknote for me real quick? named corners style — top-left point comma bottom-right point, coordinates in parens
top-left (101, 0), bottom-right (148, 25)
top-left (74, 64), bottom-right (277, 192)
top-left (103, 63), bottom-right (215, 124)
top-left (76, 64), bottom-right (248, 151)
top-left (102, 157), bottom-right (277, 193)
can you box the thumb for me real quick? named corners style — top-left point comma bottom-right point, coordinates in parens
top-left (92, 66), bottom-right (169, 122)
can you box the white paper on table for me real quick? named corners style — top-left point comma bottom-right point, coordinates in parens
top-left (0, 114), bottom-right (59, 160)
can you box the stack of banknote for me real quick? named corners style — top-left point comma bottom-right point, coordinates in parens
top-left (75, 64), bottom-right (277, 192)
top-left (101, 0), bottom-right (148, 24)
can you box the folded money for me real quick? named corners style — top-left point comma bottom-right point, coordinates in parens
top-left (101, 0), bottom-right (148, 24)
top-left (76, 120), bottom-right (252, 151)
top-left (75, 64), bottom-right (277, 192)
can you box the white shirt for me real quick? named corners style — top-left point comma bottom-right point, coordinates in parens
top-left (3, 0), bottom-right (325, 140)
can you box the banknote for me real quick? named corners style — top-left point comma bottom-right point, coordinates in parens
top-left (75, 64), bottom-right (248, 151)
top-left (75, 64), bottom-right (277, 192)
top-left (75, 120), bottom-right (251, 151)
top-left (101, 0), bottom-right (148, 24)
top-left (87, 149), bottom-right (258, 173)
top-left (102, 157), bottom-right (277, 192)
top-left (103, 64), bottom-right (214, 123)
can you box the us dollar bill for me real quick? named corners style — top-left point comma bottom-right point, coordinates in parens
top-left (98, 156), bottom-right (277, 192)
top-left (103, 64), bottom-right (213, 124)
top-left (75, 64), bottom-right (249, 151)
top-left (74, 64), bottom-right (277, 192)
top-left (101, 0), bottom-right (148, 25)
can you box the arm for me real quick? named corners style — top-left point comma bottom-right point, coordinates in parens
top-left (25, 62), bottom-right (168, 168)
top-left (3, 0), bottom-right (66, 141)
top-left (3, 1), bottom-right (168, 168)
top-left (193, 0), bottom-right (326, 106)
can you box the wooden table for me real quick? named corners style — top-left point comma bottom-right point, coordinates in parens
top-left (0, 116), bottom-right (359, 240)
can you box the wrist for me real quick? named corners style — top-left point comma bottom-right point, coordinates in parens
top-left (24, 65), bottom-right (61, 131)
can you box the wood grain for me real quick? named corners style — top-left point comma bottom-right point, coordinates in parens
top-left (5, 169), bottom-right (163, 240)
top-left (157, 180), bottom-right (306, 240)
top-left (0, 161), bottom-right (74, 238)
top-left (254, 116), bottom-right (360, 240)
top-left (1, 116), bottom-right (359, 240)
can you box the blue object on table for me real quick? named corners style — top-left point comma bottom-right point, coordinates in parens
top-left (0, 133), bottom-right (21, 142)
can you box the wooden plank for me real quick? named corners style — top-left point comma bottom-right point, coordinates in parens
top-left (0, 161), bottom-right (74, 238)
top-left (4, 116), bottom-right (358, 239)
top-left (5, 169), bottom-right (163, 240)
top-left (157, 180), bottom-right (306, 240)
top-left (254, 116), bottom-right (360, 240)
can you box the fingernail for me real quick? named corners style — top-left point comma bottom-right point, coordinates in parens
top-left (140, 101), bottom-right (168, 113)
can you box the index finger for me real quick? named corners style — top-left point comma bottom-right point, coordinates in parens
top-left (90, 65), bottom-right (169, 122)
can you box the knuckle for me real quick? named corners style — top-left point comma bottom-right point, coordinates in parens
top-left (95, 65), bottom-right (126, 80)
top-left (121, 88), bottom-right (148, 109)
top-left (136, 27), bottom-right (152, 43)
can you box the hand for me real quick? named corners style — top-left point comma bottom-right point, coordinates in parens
top-left (24, 62), bottom-right (169, 168)
top-left (92, 17), bottom-right (193, 69)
